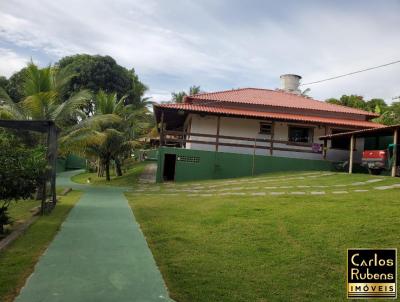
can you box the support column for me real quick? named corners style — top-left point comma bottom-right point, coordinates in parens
top-left (391, 129), bottom-right (398, 177)
top-left (349, 135), bottom-right (355, 174)
top-left (323, 126), bottom-right (328, 160)
top-left (215, 116), bottom-right (221, 152)
top-left (160, 112), bottom-right (165, 146)
top-left (270, 121), bottom-right (275, 156)
top-left (48, 124), bottom-right (58, 206)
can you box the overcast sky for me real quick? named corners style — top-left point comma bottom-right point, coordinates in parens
top-left (1, 0), bottom-right (399, 103)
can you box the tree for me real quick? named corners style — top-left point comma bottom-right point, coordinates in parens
top-left (326, 95), bottom-right (389, 114)
top-left (60, 90), bottom-right (143, 180)
top-left (5, 67), bottom-right (28, 102)
top-left (0, 134), bottom-right (46, 234)
top-left (325, 98), bottom-right (341, 105)
top-left (56, 54), bottom-right (147, 114)
top-left (171, 85), bottom-right (201, 103)
top-left (0, 62), bottom-right (91, 126)
top-left (373, 101), bottom-right (400, 125)
top-left (60, 114), bottom-right (131, 181)
top-left (366, 98), bottom-right (388, 114)
top-left (0, 76), bottom-right (8, 91)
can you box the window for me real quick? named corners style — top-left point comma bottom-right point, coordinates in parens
top-left (331, 129), bottom-right (351, 149)
top-left (259, 122), bottom-right (272, 135)
top-left (177, 156), bottom-right (200, 163)
top-left (288, 126), bottom-right (313, 143)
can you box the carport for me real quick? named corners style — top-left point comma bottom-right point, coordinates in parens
top-left (320, 124), bottom-right (399, 177)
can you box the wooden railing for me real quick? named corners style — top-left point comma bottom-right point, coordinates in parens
top-left (162, 130), bottom-right (322, 154)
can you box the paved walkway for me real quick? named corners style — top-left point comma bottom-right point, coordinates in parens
top-left (138, 163), bottom-right (157, 184)
top-left (16, 170), bottom-right (172, 302)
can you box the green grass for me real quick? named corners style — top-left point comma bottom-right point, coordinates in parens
top-left (3, 200), bottom-right (41, 234)
top-left (126, 171), bottom-right (400, 302)
top-left (0, 190), bottom-right (82, 302)
top-left (71, 162), bottom-right (148, 187)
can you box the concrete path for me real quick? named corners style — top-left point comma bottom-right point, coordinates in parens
top-left (15, 170), bottom-right (172, 302)
top-left (138, 163), bottom-right (157, 184)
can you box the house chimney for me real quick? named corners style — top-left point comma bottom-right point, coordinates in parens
top-left (280, 74), bottom-right (302, 94)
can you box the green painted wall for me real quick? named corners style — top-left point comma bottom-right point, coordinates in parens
top-left (156, 147), bottom-right (333, 183)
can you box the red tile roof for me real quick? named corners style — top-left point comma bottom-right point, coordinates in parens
top-left (155, 103), bottom-right (384, 129)
top-left (185, 88), bottom-right (378, 117)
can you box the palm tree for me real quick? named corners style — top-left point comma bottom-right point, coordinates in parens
top-left (60, 91), bottom-right (140, 180)
top-left (171, 85), bottom-right (202, 103)
top-left (0, 62), bottom-right (90, 125)
top-left (60, 114), bottom-right (134, 181)
top-left (189, 85), bottom-right (201, 95)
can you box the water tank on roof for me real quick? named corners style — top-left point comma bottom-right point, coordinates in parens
top-left (280, 74), bottom-right (302, 94)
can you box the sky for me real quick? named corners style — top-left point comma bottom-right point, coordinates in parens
top-left (0, 0), bottom-right (399, 103)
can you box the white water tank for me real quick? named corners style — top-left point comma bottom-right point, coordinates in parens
top-left (280, 74), bottom-right (302, 94)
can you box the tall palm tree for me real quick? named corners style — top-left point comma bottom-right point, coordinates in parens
top-left (61, 91), bottom-right (140, 180)
top-left (171, 85), bottom-right (201, 103)
top-left (0, 63), bottom-right (90, 125)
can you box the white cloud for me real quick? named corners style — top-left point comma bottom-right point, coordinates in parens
top-left (0, 48), bottom-right (28, 77)
top-left (0, 0), bottom-right (399, 102)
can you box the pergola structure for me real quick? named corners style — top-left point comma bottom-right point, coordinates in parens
top-left (320, 124), bottom-right (399, 177)
top-left (0, 120), bottom-right (58, 213)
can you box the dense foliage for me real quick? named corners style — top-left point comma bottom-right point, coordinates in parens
top-left (326, 94), bottom-right (400, 125)
top-left (0, 132), bottom-right (47, 234)
top-left (60, 90), bottom-right (141, 180)
top-left (0, 63), bottom-right (91, 126)
top-left (0, 54), bottom-right (156, 182)
top-left (56, 54), bottom-right (149, 114)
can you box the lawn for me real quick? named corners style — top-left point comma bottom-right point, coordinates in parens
top-left (0, 190), bottom-right (83, 302)
top-left (126, 171), bottom-right (400, 302)
top-left (2, 200), bottom-right (41, 235)
top-left (71, 161), bottom-right (147, 187)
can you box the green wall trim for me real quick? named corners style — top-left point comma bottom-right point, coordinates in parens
top-left (156, 147), bottom-right (334, 183)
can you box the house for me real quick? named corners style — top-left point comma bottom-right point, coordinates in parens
top-left (153, 74), bottom-right (383, 182)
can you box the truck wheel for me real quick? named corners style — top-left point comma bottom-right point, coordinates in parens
top-left (368, 168), bottom-right (382, 175)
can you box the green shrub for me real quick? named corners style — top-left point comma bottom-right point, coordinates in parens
top-left (0, 138), bottom-right (46, 234)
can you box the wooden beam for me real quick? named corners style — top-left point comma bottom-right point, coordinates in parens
top-left (0, 120), bottom-right (56, 133)
top-left (323, 125), bottom-right (328, 160)
top-left (252, 137), bottom-right (257, 176)
top-left (270, 121), bottom-right (275, 156)
top-left (215, 116), bottom-right (221, 152)
top-left (164, 137), bottom-right (321, 154)
top-left (47, 124), bottom-right (58, 205)
top-left (391, 129), bottom-right (398, 177)
top-left (349, 134), bottom-right (355, 174)
top-left (164, 130), bottom-right (314, 147)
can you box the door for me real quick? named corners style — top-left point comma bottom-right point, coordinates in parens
top-left (163, 154), bottom-right (176, 181)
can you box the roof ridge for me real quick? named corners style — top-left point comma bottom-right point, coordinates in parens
top-left (188, 87), bottom-right (253, 98)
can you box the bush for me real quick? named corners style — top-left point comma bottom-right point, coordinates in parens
top-left (0, 137), bottom-right (46, 234)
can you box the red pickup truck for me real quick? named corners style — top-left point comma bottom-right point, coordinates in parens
top-left (361, 150), bottom-right (388, 175)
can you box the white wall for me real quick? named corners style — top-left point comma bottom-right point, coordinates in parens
top-left (187, 114), bottom-right (363, 162)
